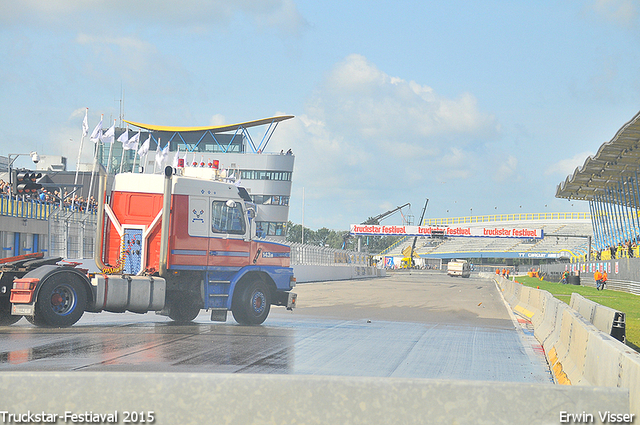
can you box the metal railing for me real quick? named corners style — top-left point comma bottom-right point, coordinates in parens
top-left (0, 195), bottom-right (95, 221)
top-left (423, 212), bottom-right (590, 226)
top-left (0, 195), bottom-right (55, 220)
top-left (48, 210), bottom-right (97, 259)
top-left (288, 242), bottom-right (371, 266)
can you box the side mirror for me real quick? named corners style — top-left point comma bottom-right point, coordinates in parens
top-left (226, 200), bottom-right (236, 208)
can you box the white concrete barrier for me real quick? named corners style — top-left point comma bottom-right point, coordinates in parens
top-left (570, 293), bottom-right (597, 322)
top-left (493, 275), bottom-right (640, 414)
top-left (571, 292), bottom-right (624, 342)
top-left (293, 265), bottom-right (385, 283)
top-left (0, 372), bottom-right (630, 425)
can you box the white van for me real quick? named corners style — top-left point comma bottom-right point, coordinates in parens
top-left (447, 260), bottom-right (470, 278)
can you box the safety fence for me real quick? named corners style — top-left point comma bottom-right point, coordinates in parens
top-left (0, 195), bottom-right (55, 220)
top-left (48, 210), bottom-right (96, 259)
top-left (0, 195), bottom-right (94, 221)
top-left (286, 242), bottom-right (371, 266)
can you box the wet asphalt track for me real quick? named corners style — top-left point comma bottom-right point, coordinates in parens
top-left (0, 271), bottom-right (553, 383)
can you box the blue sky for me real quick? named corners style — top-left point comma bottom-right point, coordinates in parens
top-left (2, 1), bottom-right (640, 230)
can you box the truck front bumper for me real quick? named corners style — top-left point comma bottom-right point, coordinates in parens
top-left (274, 291), bottom-right (297, 310)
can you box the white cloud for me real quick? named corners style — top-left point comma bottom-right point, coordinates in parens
top-left (0, 0), bottom-right (307, 36)
top-left (316, 54), bottom-right (498, 145)
top-left (544, 151), bottom-right (594, 176)
top-left (589, 0), bottom-right (638, 28)
top-left (493, 155), bottom-right (518, 182)
top-left (270, 54), bottom-right (500, 228)
top-left (210, 114), bottom-right (227, 126)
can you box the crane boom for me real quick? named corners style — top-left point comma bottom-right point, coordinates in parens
top-left (361, 203), bottom-right (411, 225)
top-left (409, 199), bottom-right (429, 263)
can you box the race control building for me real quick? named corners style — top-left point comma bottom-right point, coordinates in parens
top-left (97, 115), bottom-right (295, 240)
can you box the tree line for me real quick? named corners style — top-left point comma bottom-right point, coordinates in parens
top-left (285, 221), bottom-right (402, 253)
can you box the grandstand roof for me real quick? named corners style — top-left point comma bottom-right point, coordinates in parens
top-left (556, 109), bottom-right (640, 201)
top-left (124, 115), bottom-right (294, 133)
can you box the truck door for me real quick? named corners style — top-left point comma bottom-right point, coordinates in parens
top-left (207, 199), bottom-right (251, 268)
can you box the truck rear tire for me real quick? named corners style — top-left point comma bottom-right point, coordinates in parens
top-left (0, 298), bottom-right (21, 326)
top-left (34, 274), bottom-right (86, 327)
top-left (232, 280), bottom-right (271, 325)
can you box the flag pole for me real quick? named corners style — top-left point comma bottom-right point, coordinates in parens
top-left (118, 125), bottom-right (129, 174)
top-left (132, 148), bottom-right (138, 173)
top-left (106, 119), bottom-right (116, 175)
top-left (72, 107), bottom-right (89, 210)
top-left (130, 130), bottom-right (141, 173)
top-left (86, 114), bottom-right (103, 213)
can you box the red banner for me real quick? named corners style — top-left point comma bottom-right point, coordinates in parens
top-left (350, 224), bottom-right (543, 239)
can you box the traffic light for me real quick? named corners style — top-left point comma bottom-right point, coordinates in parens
top-left (11, 169), bottom-right (42, 194)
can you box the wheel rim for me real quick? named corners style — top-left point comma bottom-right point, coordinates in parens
top-left (251, 291), bottom-right (266, 315)
top-left (49, 285), bottom-right (77, 316)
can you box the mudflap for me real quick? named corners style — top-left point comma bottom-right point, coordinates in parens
top-left (12, 302), bottom-right (35, 316)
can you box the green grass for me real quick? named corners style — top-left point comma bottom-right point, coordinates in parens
top-left (514, 276), bottom-right (640, 352)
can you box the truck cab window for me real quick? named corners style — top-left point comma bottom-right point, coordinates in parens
top-left (211, 200), bottom-right (246, 235)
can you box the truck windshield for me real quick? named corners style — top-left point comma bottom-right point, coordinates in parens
top-left (211, 200), bottom-right (246, 235)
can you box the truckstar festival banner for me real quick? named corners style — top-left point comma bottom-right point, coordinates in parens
top-left (350, 224), bottom-right (543, 239)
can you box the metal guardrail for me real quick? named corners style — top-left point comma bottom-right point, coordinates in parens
top-left (0, 195), bottom-right (54, 220)
top-left (423, 212), bottom-right (590, 226)
top-left (0, 195), bottom-right (96, 221)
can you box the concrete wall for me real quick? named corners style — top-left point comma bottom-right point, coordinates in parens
top-left (293, 264), bottom-right (385, 283)
top-left (495, 276), bottom-right (640, 415)
top-left (0, 372), bottom-right (629, 425)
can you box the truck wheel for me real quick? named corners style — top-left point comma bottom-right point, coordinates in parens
top-left (34, 274), bottom-right (86, 327)
top-left (232, 280), bottom-right (271, 325)
top-left (168, 295), bottom-right (201, 323)
top-left (0, 298), bottom-right (21, 326)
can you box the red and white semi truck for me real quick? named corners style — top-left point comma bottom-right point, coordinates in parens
top-left (6, 166), bottom-right (297, 327)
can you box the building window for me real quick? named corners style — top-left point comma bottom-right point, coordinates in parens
top-left (250, 195), bottom-right (290, 206)
top-left (256, 221), bottom-right (287, 238)
top-left (240, 170), bottom-right (292, 181)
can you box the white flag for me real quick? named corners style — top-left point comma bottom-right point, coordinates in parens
top-left (155, 142), bottom-right (169, 169)
top-left (90, 115), bottom-right (103, 142)
top-left (82, 108), bottom-right (89, 137)
top-left (101, 122), bottom-right (115, 144)
top-left (172, 145), bottom-right (180, 168)
top-left (137, 135), bottom-right (151, 157)
top-left (117, 128), bottom-right (129, 146)
top-left (124, 130), bottom-right (140, 151)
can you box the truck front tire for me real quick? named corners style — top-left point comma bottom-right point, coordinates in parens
top-left (34, 274), bottom-right (87, 327)
top-left (232, 280), bottom-right (271, 325)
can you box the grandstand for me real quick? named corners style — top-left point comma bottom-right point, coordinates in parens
top-left (379, 212), bottom-right (592, 263)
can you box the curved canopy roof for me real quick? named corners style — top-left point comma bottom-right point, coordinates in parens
top-left (123, 115), bottom-right (294, 133)
top-left (556, 109), bottom-right (640, 201)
